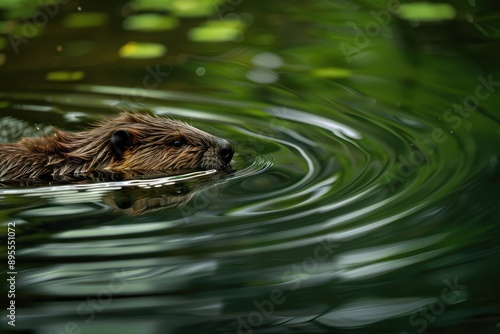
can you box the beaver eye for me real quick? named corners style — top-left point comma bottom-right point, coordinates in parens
top-left (171, 140), bottom-right (183, 149)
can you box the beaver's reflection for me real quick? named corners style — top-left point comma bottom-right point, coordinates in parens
top-left (1, 168), bottom-right (234, 216)
top-left (102, 169), bottom-right (234, 216)
top-left (104, 175), bottom-right (225, 216)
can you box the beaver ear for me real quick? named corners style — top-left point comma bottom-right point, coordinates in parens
top-left (111, 130), bottom-right (133, 158)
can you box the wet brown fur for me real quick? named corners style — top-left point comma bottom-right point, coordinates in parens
top-left (0, 113), bottom-right (232, 180)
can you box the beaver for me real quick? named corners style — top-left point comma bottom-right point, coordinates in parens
top-left (0, 113), bottom-right (234, 181)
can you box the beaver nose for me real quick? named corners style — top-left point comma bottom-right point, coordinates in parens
top-left (217, 138), bottom-right (234, 165)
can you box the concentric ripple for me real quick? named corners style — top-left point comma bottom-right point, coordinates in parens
top-left (0, 86), bottom-right (498, 333)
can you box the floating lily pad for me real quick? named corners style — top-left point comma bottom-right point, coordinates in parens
top-left (131, 0), bottom-right (223, 17)
top-left (118, 41), bottom-right (167, 59)
top-left (397, 2), bottom-right (456, 22)
top-left (313, 67), bottom-right (352, 78)
top-left (123, 14), bottom-right (179, 31)
top-left (63, 12), bottom-right (108, 28)
top-left (170, 0), bottom-right (218, 17)
top-left (46, 71), bottom-right (85, 81)
top-left (188, 20), bottom-right (245, 42)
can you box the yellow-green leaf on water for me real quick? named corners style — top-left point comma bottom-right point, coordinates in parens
top-left (188, 20), bottom-right (245, 43)
top-left (170, 0), bottom-right (219, 17)
top-left (131, 0), bottom-right (174, 11)
top-left (118, 41), bottom-right (167, 59)
top-left (123, 14), bottom-right (179, 31)
top-left (131, 0), bottom-right (225, 17)
top-left (46, 71), bottom-right (85, 81)
top-left (397, 2), bottom-right (456, 22)
top-left (313, 67), bottom-right (352, 78)
top-left (63, 12), bottom-right (108, 28)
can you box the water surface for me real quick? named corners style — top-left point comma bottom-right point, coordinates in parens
top-left (1, 1), bottom-right (499, 333)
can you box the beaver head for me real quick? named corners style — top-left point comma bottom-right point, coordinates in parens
top-left (101, 113), bottom-right (233, 171)
top-left (0, 113), bottom-right (234, 180)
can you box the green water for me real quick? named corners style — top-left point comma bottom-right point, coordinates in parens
top-left (1, 0), bottom-right (499, 333)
